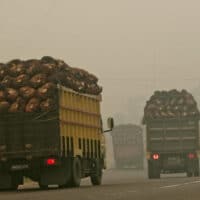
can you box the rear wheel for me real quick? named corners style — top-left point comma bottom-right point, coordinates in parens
top-left (194, 170), bottom-right (199, 177)
top-left (148, 163), bottom-right (153, 179)
top-left (194, 160), bottom-right (199, 177)
top-left (71, 157), bottom-right (81, 187)
top-left (58, 159), bottom-right (73, 188)
top-left (148, 161), bottom-right (160, 179)
top-left (10, 173), bottom-right (23, 190)
top-left (90, 160), bottom-right (102, 186)
top-left (187, 160), bottom-right (199, 177)
top-left (9, 183), bottom-right (19, 190)
top-left (187, 171), bottom-right (192, 177)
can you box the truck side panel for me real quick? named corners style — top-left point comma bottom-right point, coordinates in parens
top-left (58, 86), bottom-right (103, 159)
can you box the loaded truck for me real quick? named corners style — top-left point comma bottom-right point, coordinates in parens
top-left (145, 118), bottom-right (200, 178)
top-left (0, 56), bottom-right (114, 189)
top-left (0, 85), bottom-right (113, 189)
top-left (111, 124), bottom-right (144, 169)
top-left (143, 90), bottom-right (200, 179)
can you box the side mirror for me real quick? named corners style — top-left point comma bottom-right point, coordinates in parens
top-left (107, 117), bottom-right (114, 130)
top-left (103, 117), bottom-right (114, 133)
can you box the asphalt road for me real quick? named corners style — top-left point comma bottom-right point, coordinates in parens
top-left (1, 169), bottom-right (200, 200)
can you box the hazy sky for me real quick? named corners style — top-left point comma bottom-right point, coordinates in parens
top-left (1, 0), bottom-right (200, 124)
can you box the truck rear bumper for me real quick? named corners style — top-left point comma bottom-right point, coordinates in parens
top-left (147, 151), bottom-right (199, 173)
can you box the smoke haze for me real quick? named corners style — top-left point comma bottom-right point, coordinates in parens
top-left (1, 0), bottom-right (200, 124)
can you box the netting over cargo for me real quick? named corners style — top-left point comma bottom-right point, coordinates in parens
top-left (0, 56), bottom-right (102, 113)
top-left (143, 89), bottom-right (200, 124)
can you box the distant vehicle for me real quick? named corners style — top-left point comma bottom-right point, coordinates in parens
top-left (143, 90), bottom-right (200, 179)
top-left (111, 124), bottom-right (144, 169)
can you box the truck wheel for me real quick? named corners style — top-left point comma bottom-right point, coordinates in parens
top-left (148, 162), bottom-right (153, 179)
top-left (194, 170), bottom-right (199, 177)
top-left (194, 161), bottom-right (199, 177)
top-left (10, 174), bottom-right (22, 190)
top-left (58, 159), bottom-right (73, 188)
top-left (90, 170), bottom-right (102, 186)
top-left (154, 170), bottom-right (160, 179)
top-left (10, 183), bottom-right (19, 190)
top-left (193, 167), bottom-right (199, 177)
top-left (90, 160), bottom-right (102, 186)
top-left (71, 157), bottom-right (81, 187)
top-left (187, 171), bottom-right (192, 177)
top-left (148, 161), bottom-right (160, 179)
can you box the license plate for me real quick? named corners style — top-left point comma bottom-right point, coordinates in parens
top-left (11, 164), bottom-right (29, 171)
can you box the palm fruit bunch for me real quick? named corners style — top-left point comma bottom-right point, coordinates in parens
top-left (0, 56), bottom-right (102, 113)
top-left (143, 89), bottom-right (200, 123)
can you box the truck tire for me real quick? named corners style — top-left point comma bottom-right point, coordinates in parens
top-left (155, 170), bottom-right (160, 179)
top-left (58, 159), bottom-right (73, 188)
top-left (148, 163), bottom-right (153, 179)
top-left (148, 161), bottom-right (160, 179)
top-left (187, 171), bottom-right (192, 177)
top-left (194, 170), bottom-right (199, 177)
top-left (71, 157), bottom-right (81, 187)
top-left (10, 173), bottom-right (23, 190)
top-left (90, 160), bottom-right (102, 186)
top-left (148, 162), bottom-right (155, 179)
top-left (194, 160), bottom-right (199, 177)
top-left (9, 183), bottom-right (19, 190)
top-left (187, 160), bottom-right (199, 177)
top-left (0, 172), bottom-right (21, 190)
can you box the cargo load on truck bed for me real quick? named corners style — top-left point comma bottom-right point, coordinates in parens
top-left (143, 89), bottom-right (200, 123)
top-left (0, 56), bottom-right (102, 114)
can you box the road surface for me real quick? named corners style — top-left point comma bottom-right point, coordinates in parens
top-left (0, 169), bottom-right (199, 200)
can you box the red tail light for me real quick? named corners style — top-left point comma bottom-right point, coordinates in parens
top-left (46, 158), bottom-right (56, 166)
top-left (152, 153), bottom-right (160, 160)
top-left (188, 153), bottom-right (196, 159)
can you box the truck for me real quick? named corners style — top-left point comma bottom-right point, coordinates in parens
top-left (144, 90), bottom-right (200, 179)
top-left (111, 124), bottom-right (144, 169)
top-left (0, 85), bottom-right (113, 189)
top-left (145, 118), bottom-right (200, 178)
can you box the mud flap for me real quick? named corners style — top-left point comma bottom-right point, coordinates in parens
top-left (40, 159), bottom-right (72, 186)
top-left (40, 167), bottom-right (69, 186)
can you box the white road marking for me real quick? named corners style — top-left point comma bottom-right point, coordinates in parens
top-left (160, 184), bottom-right (181, 189)
top-left (160, 180), bottom-right (200, 189)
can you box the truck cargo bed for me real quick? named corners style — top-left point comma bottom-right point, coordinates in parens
top-left (0, 111), bottom-right (60, 159)
top-left (146, 118), bottom-right (199, 152)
